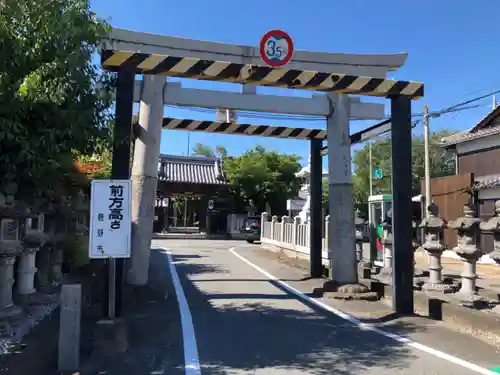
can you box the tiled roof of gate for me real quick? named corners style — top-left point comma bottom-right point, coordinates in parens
top-left (158, 154), bottom-right (228, 185)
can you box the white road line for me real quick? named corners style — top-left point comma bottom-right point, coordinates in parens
top-left (229, 246), bottom-right (497, 375)
top-left (164, 249), bottom-right (202, 375)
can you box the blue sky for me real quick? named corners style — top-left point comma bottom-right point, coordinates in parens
top-left (91, 0), bottom-right (500, 166)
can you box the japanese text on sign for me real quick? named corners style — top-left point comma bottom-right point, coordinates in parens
top-left (109, 184), bottom-right (124, 230)
top-left (88, 180), bottom-right (131, 259)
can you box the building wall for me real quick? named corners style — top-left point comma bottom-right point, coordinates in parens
top-left (421, 174), bottom-right (473, 248)
top-left (458, 147), bottom-right (500, 177)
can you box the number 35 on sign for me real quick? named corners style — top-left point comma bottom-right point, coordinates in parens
top-left (259, 29), bottom-right (294, 67)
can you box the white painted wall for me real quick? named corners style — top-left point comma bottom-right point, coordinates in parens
top-left (456, 133), bottom-right (500, 155)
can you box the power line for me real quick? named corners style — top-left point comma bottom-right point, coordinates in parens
top-left (436, 88), bottom-right (500, 115)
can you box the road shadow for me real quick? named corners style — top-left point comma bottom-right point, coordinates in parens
top-left (168, 251), bottom-right (428, 375)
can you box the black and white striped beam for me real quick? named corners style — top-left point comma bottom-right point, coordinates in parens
top-left (101, 50), bottom-right (424, 99)
top-left (162, 118), bottom-right (327, 140)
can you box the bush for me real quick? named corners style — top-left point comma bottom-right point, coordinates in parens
top-left (63, 233), bottom-right (89, 272)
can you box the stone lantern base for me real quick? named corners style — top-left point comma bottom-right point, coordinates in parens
top-left (0, 241), bottom-right (23, 318)
top-left (422, 280), bottom-right (457, 294)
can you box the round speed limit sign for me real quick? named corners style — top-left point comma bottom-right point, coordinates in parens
top-left (259, 30), bottom-right (294, 67)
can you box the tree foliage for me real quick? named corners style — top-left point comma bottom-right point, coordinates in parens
top-left (351, 130), bottom-right (456, 209)
top-left (191, 143), bottom-right (227, 158)
top-left (191, 143), bottom-right (215, 157)
top-left (0, 0), bottom-right (114, 200)
top-left (190, 143), bottom-right (303, 213)
top-left (224, 146), bottom-right (303, 214)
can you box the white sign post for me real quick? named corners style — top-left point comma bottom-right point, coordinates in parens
top-left (89, 179), bottom-right (131, 259)
top-left (89, 179), bottom-right (131, 320)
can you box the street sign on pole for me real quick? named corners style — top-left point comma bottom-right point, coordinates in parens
top-left (208, 199), bottom-right (214, 210)
top-left (89, 179), bottom-right (131, 259)
top-left (373, 168), bottom-right (383, 179)
top-left (259, 30), bottom-right (294, 67)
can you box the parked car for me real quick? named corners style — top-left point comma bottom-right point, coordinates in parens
top-left (240, 216), bottom-right (261, 243)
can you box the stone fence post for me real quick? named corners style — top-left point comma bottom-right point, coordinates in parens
top-left (293, 216), bottom-right (301, 247)
top-left (281, 216), bottom-right (290, 243)
top-left (448, 200), bottom-right (483, 302)
top-left (261, 212), bottom-right (269, 239)
top-left (271, 215), bottom-right (278, 241)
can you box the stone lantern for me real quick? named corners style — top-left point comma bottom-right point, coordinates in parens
top-left (419, 203), bottom-right (455, 293)
top-left (447, 199), bottom-right (483, 301)
top-left (480, 200), bottom-right (500, 312)
top-left (18, 229), bottom-right (47, 297)
top-left (0, 191), bottom-right (29, 316)
top-left (480, 200), bottom-right (500, 264)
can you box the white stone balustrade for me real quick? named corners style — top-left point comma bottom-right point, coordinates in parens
top-left (260, 214), bottom-right (330, 265)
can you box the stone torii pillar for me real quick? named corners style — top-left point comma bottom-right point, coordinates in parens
top-left (322, 93), bottom-right (372, 298)
top-left (127, 75), bottom-right (167, 286)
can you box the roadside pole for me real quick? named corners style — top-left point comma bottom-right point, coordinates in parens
top-left (104, 70), bottom-right (135, 318)
top-left (423, 104), bottom-right (431, 217)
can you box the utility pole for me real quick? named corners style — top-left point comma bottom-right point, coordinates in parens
top-left (423, 104), bottom-right (431, 216)
top-left (368, 142), bottom-right (373, 196)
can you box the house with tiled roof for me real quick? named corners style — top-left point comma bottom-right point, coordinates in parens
top-left (441, 104), bottom-right (500, 200)
top-left (440, 104), bottom-right (500, 262)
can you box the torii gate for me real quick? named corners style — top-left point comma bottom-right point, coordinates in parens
top-left (100, 28), bottom-right (423, 316)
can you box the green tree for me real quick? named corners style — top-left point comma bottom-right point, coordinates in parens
top-left (192, 143), bottom-right (215, 157)
top-left (352, 130), bottom-right (456, 209)
top-left (191, 143), bottom-right (228, 158)
top-left (0, 0), bottom-right (113, 200)
top-left (224, 146), bottom-right (303, 213)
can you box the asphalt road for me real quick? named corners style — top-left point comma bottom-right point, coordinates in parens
top-left (148, 239), bottom-right (500, 375)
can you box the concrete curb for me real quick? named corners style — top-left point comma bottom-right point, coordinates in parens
top-left (368, 279), bottom-right (500, 345)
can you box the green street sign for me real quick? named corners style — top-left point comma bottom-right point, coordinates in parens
top-left (373, 168), bottom-right (383, 179)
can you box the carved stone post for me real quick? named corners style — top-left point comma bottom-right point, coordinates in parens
top-left (412, 220), bottom-right (424, 276)
top-left (379, 209), bottom-right (393, 277)
top-left (419, 203), bottom-right (455, 293)
top-left (448, 200), bottom-right (483, 301)
top-left (17, 230), bottom-right (46, 296)
top-left (36, 210), bottom-right (54, 293)
top-left (51, 234), bottom-right (65, 285)
top-left (480, 200), bottom-right (500, 312)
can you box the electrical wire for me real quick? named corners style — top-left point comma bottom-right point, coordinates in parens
top-left (437, 88), bottom-right (500, 115)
